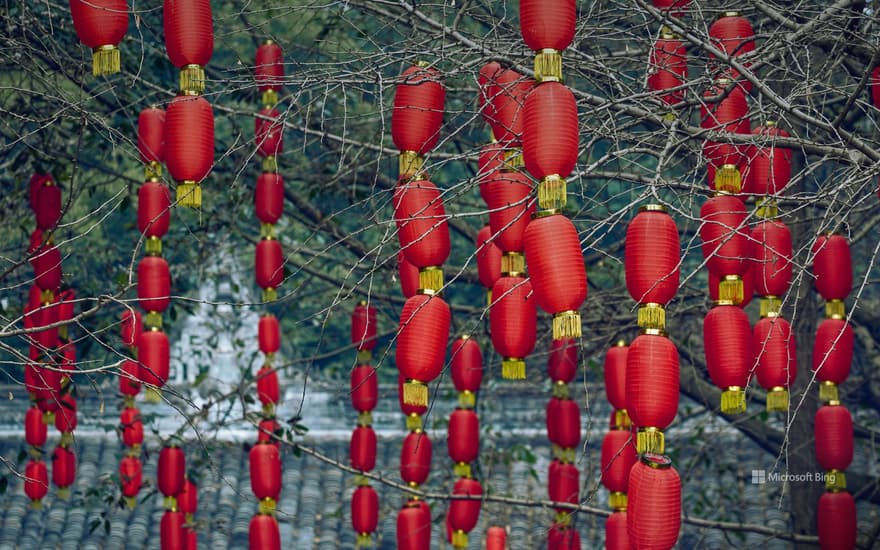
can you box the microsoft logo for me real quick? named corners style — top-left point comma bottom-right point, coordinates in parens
top-left (751, 470), bottom-right (766, 484)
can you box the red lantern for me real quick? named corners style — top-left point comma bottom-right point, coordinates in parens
top-left (490, 69), bottom-right (533, 146)
top-left (121, 407), bottom-right (144, 448)
top-left (548, 338), bottom-right (578, 384)
top-left (627, 334), bottom-right (679, 454)
top-left (258, 314), bottom-right (280, 355)
top-left (519, 0), bottom-right (575, 52)
top-left (486, 526), bottom-right (507, 550)
top-left (815, 404), bottom-right (854, 475)
top-left (352, 485), bottom-right (379, 537)
top-left (121, 309), bottom-right (143, 347)
top-left (351, 302), bottom-right (377, 351)
top-left (490, 276), bottom-right (537, 379)
top-left (29, 174), bottom-right (53, 213)
top-left (450, 336), bottom-right (482, 396)
top-left (158, 446), bottom-right (185, 500)
top-left (606, 510), bottom-right (629, 550)
top-left (546, 398), bottom-right (580, 451)
top-left (448, 409), bottom-right (479, 466)
top-left (812, 234), bottom-right (852, 302)
top-left (350, 425), bottom-right (377, 472)
top-left (708, 12), bottom-right (755, 90)
top-left (35, 183), bottom-right (61, 231)
top-left (120, 359), bottom-right (141, 397)
top-left (30, 239), bottom-right (62, 295)
top-left (648, 32), bottom-right (688, 106)
top-left (603, 341), bottom-right (628, 411)
top-left (704, 304), bottom-right (752, 413)
top-left (628, 454), bottom-right (681, 550)
top-left (137, 329), bottom-right (169, 390)
top-left (350, 365), bottom-right (378, 412)
top-left (139, 107), bottom-right (166, 166)
top-left (250, 443), bottom-right (282, 507)
top-left (524, 214), bottom-right (586, 340)
top-left (257, 418), bottom-right (280, 444)
top-left (398, 252), bottom-right (420, 298)
top-left (701, 82), bottom-right (750, 191)
top-left (161, 509), bottom-right (186, 550)
top-left (484, 171), bottom-right (534, 254)
top-left (397, 293), bottom-right (450, 405)
top-left (478, 143), bottom-right (506, 195)
top-left (163, 0), bottom-right (213, 93)
top-left (400, 430), bottom-right (432, 486)
top-left (817, 491), bottom-right (857, 550)
top-left (745, 122), bottom-right (791, 196)
top-left (398, 374), bottom-right (428, 420)
top-left (249, 514), bottom-right (281, 550)
top-left (52, 445), bottom-right (76, 490)
top-left (255, 173), bottom-right (284, 226)
top-left (601, 429), bottom-right (636, 494)
top-left (397, 502), bottom-right (432, 550)
top-left (31, 303), bottom-right (60, 351)
top-left (752, 220), bottom-right (792, 300)
top-left (547, 524), bottom-right (580, 550)
top-left (138, 256), bottom-right (171, 318)
top-left (812, 318), bottom-right (854, 401)
top-left (548, 460), bottom-right (579, 511)
top-left (476, 225), bottom-right (502, 293)
top-left (522, 82), bottom-right (578, 207)
top-left (178, 478), bottom-right (197, 517)
top-left (392, 64), bottom-right (445, 157)
top-left (256, 41), bottom-right (284, 102)
top-left (754, 315), bottom-right (796, 411)
top-left (25, 406), bottom-right (47, 448)
top-left (625, 205), bottom-right (680, 329)
top-left (700, 195), bottom-right (751, 303)
top-left (69, 0), bottom-right (128, 75)
top-left (24, 459), bottom-right (48, 506)
top-left (165, 94), bottom-right (214, 207)
top-left (652, 0), bottom-right (691, 15)
top-left (256, 365), bottom-right (279, 409)
top-left (138, 181), bottom-right (172, 245)
top-left (55, 393), bottom-right (77, 434)
top-left (449, 477), bottom-right (483, 546)
top-left (255, 238), bottom-right (284, 293)
top-left (255, 107), bottom-right (283, 158)
top-left (478, 62), bottom-right (503, 127)
top-left (119, 455), bottom-right (142, 501)
top-left (394, 180), bottom-right (450, 288)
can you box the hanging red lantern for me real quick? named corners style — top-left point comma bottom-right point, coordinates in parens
top-left (69, 0), bottom-right (128, 76)
top-left (137, 329), bottom-right (169, 398)
top-left (523, 213), bottom-right (586, 340)
top-left (476, 225), bottom-right (502, 299)
top-left (35, 183), bottom-right (61, 231)
top-left (350, 365), bottom-right (378, 413)
top-left (519, 0), bottom-right (575, 53)
top-left (120, 359), bottom-right (141, 399)
top-left (817, 491), bottom-right (857, 550)
top-left (121, 407), bottom-right (144, 449)
top-left (625, 205), bottom-right (680, 330)
top-left (51, 445), bottom-right (76, 496)
top-left (548, 460), bottom-right (579, 512)
top-left (256, 365), bottom-right (279, 415)
top-left (255, 238), bottom-right (284, 300)
top-left (701, 81), bottom-right (750, 192)
top-left (704, 304), bottom-right (752, 413)
top-left (548, 338), bottom-right (578, 385)
top-left (351, 485), bottom-right (379, 543)
top-left (119, 455), bottom-right (142, 507)
top-left (522, 82), bottom-right (578, 209)
top-left (547, 524), bottom-right (580, 550)
top-left (255, 172), bottom-right (284, 229)
top-left (258, 314), bottom-right (280, 356)
top-left (397, 293), bottom-right (450, 405)
top-left (708, 12), bottom-right (755, 90)
top-left (178, 478), bottom-right (197, 519)
top-left (32, 303), bottom-right (60, 351)
top-left (627, 334), bottom-right (679, 453)
top-left (351, 301), bottom-right (377, 353)
top-left (165, 94), bottom-right (214, 207)
top-left (138, 107), bottom-right (166, 172)
top-left (448, 477), bottom-right (483, 547)
top-left (651, 0), bottom-right (691, 14)
top-left (450, 336), bottom-right (483, 405)
top-left (33, 367), bottom-right (62, 417)
top-left (486, 526), bottom-right (507, 550)
top-left (30, 239), bottom-right (62, 296)
top-left (257, 418), bottom-right (280, 445)
top-left (490, 276), bottom-right (537, 379)
top-left (490, 69), bottom-right (533, 147)
top-left (249, 514), bottom-right (281, 550)
top-left (478, 62), bottom-right (503, 128)
top-left (255, 107), bottom-right (283, 158)
top-left (392, 64), bottom-right (445, 179)
top-left (648, 30), bottom-right (688, 106)
top-left (606, 510), bottom-right (629, 550)
top-left (812, 234), bottom-right (852, 306)
top-left (485, 171), bottom-right (535, 254)
top-left (138, 181), bottom-right (172, 255)
top-left (164, 0), bottom-right (213, 94)
top-left (745, 122), bottom-right (791, 196)
top-left (753, 315), bottom-right (796, 411)
top-left (137, 255), bottom-right (171, 327)
top-left (478, 144), bottom-right (506, 200)
top-left (601, 429), bottom-right (637, 510)
top-left (546, 398), bottom-right (580, 453)
top-left (400, 430), bottom-right (432, 486)
top-left (161, 509), bottom-right (186, 550)
top-left (29, 174), bottom-right (53, 213)
top-left (158, 445), bottom-right (185, 505)
top-left (24, 459), bottom-right (48, 508)
top-left (815, 403), bottom-right (853, 490)
top-left (700, 195), bottom-right (751, 303)
top-left (394, 179), bottom-right (450, 291)
top-left (55, 393), bottom-right (77, 440)
top-left (812, 318), bottom-right (854, 402)
top-left (256, 40), bottom-right (284, 106)
top-left (250, 443), bottom-right (282, 513)
top-left (752, 219), bottom-right (792, 309)
top-left (448, 409), bottom-right (479, 475)
top-left (628, 454), bottom-right (681, 550)
top-left (350, 425), bottom-right (377, 472)
top-left (397, 501), bottom-right (432, 550)
top-left (121, 309), bottom-right (143, 348)
top-left (397, 252), bottom-right (420, 299)
top-left (25, 405), bottom-right (47, 449)
top-left (603, 341), bottom-right (628, 418)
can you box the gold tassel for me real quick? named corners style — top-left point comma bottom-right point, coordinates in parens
top-left (261, 89), bottom-right (279, 108)
top-left (354, 475), bottom-right (370, 487)
top-left (608, 492), bottom-right (628, 511)
top-left (357, 411), bottom-right (373, 427)
top-left (402, 380), bottom-right (428, 407)
top-left (453, 462), bottom-right (472, 478)
top-left (551, 381), bottom-right (569, 399)
top-left (59, 432), bottom-right (73, 448)
top-left (260, 223), bottom-right (276, 239)
top-left (553, 511), bottom-right (572, 527)
top-left (164, 495), bottom-right (178, 511)
top-left (825, 469), bottom-right (847, 491)
top-left (145, 161), bottom-right (162, 181)
top-left (145, 387), bottom-right (162, 404)
top-left (418, 267), bottom-right (443, 293)
top-left (262, 402), bottom-right (276, 418)
top-left (356, 349), bottom-right (372, 364)
top-left (451, 530), bottom-right (469, 549)
top-left (637, 303), bottom-right (666, 331)
top-left (398, 151), bottom-right (424, 180)
top-left (176, 181), bottom-right (202, 209)
top-left (502, 148), bottom-right (524, 171)
top-left (714, 164), bottom-right (742, 194)
top-left (613, 409), bottom-right (631, 430)
top-left (262, 288), bottom-right (278, 302)
top-left (179, 64), bottom-right (206, 95)
top-left (500, 252), bottom-right (525, 277)
top-left (40, 289), bottom-right (55, 305)
top-left (636, 427), bottom-right (664, 454)
top-left (92, 45), bottom-right (121, 76)
top-left (558, 447), bottom-right (576, 464)
top-left (756, 197), bottom-right (778, 219)
top-left (144, 312), bottom-right (163, 330)
top-left (718, 275), bottom-right (744, 305)
top-left (127, 444), bottom-right (142, 457)
top-left (765, 387), bottom-right (788, 412)
top-left (42, 411), bottom-right (55, 425)
top-left (262, 156), bottom-right (278, 173)
top-left (553, 311), bottom-right (581, 340)
top-left (405, 413), bottom-right (423, 432)
top-left (458, 390), bottom-right (476, 409)
top-left (125, 496), bottom-right (137, 510)
top-left (355, 533), bottom-right (373, 548)
top-left (818, 381), bottom-right (839, 403)
top-left (721, 387), bottom-right (746, 414)
top-left (258, 497), bottom-right (277, 515)
top-left (123, 395), bottom-right (135, 409)
top-left (759, 297), bottom-right (781, 318)
top-left (30, 499), bottom-right (43, 510)
top-left (538, 174), bottom-right (567, 210)
top-left (501, 358), bottom-right (525, 380)
top-left (825, 299), bottom-right (845, 320)
top-left (145, 236), bottom-right (163, 256)
top-left (533, 49), bottom-right (563, 83)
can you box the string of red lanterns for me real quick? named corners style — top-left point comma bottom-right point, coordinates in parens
top-left (249, 39), bottom-right (287, 550)
top-left (158, 444), bottom-right (186, 547)
top-left (601, 340), bottom-right (634, 549)
top-left (349, 302), bottom-right (379, 548)
top-left (69, 0), bottom-right (129, 76)
top-left (646, 0), bottom-right (690, 117)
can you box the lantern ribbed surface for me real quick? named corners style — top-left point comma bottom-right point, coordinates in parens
top-left (397, 503), bottom-right (431, 550)
top-left (490, 69), bottom-right (532, 145)
top-left (548, 525), bottom-right (580, 549)
top-left (165, 95), bottom-right (214, 182)
top-left (163, 0), bottom-right (213, 68)
top-left (812, 318), bottom-right (853, 384)
top-left (548, 460), bottom-right (579, 509)
top-left (476, 225), bottom-right (502, 291)
top-left (350, 425), bottom-right (377, 471)
top-left (255, 239), bottom-right (284, 290)
top-left (486, 526), bottom-right (506, 550)
top-left (119, 456), bottom-right (142, 499)
top-left (177, 478), bottom-right (197, 516)
top-left (25, 406), bottom-right (47, 447)
top-left (485, 171), bottom-right (534, 253)
top-left (818, 491), bottom-right (857, 550)
top-left (255, 108), bottom-right (283, 158)
top-left (249, 515), bottom-right (281, 550)
top-left (478, 144), bottom-right (506, 195)
top-left (35, 185), bottom-right (61, 231)
top-left (489, 276), bottom-right (537, 359)
top-left (391, 65), bottom-right (445, 155)
top-left (605, 511), bottom-right (629, 550)
top-left (701, 83), bottom-right (749, 132)
top-left (812, 234), bottom-right (852, 301)
top-left (258, 314), bottom-right (280, 354)
top-left (626, 334), bottom-right (679, 431)
top-left (603, 343), bottom-right (627, 410)
top-left (351, 302), bottom-right (377, 350)
top-left (31, 242), bottom-right (62, 293)
top-left (138, 107), bottom-right (166, 164)
top-left (249, 443), bottom-right (281, 501)
top-left (522, 82), bottom-right (578, 179)
top-left (519, 0), bottom-right (575, 51)
top-left (815, 404), bottom-right (854, 472)
top-left (600, 429), bottom-right (636, 494)
top-left (400, 430), bottom-right (432, 485)
top-left (451, 337), bottom-right (482, 393)
top-left (547, 398), bottom-right (580, 449)
top-left (625, 207), bottom-right (680, 306)
top-left (51, 446), bottom-right (75, 488)
top-left (548, 338), bottom-right (578, 383)
top-left (397, 293), bottom-right (450, 385)
top-left (120, 408), bottom-right (143, 447)
top-left (394, 180), bottom-right (450, 268)
top-left (449, 477), bottom-right (482, 534)
top-left (448, 409), bottom-right (479, 464)
top-left (752, 220), bottom-right (792, 298)
top-left (24, 459), bottom-right (48, 503)
top-left (255, 172), bottom-right (284, 225)
top-left (478, 62), bottom-right (502, 126)
top-left (352, 485), bottom-right (379, 535)
top-left (137, 181), bottom-right (171, 238)
top-left (628, 455), bottom-right (681, 550)
top-left (137, 329), bottom-right (169, 388)
top-left (350, 365), bottom-right (378, 412)
top-left (648, 36), bottom-right (688, 105)
top-left (700, 195), bottom-right (751, 277)
top-left (709, 14), bottom-right (755, 58)
top-left (256, 365), bottom-right (279, 406)
top-left (746, 123), bottom-right (791, 195)
top-left (157, 446), bottom-right (185, 497)
top-left (754, 316), bottom-right (796, 390)
top-left (704, 304), bottom-right (752, 389)
top-left (137, 256), bottom-right (170, 313)
top-left (255, 42), bottom-right (284, 91)
top-left (523, 214), bottom-right (586, 313)
top-left (70, 0), bottom-right (128, 48)
top-left (397, 252), bottom-right (419, 298)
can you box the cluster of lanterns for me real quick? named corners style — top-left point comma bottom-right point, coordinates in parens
top-left (157, 445), bottom-right (197, 548)
top-left (248, 40), bottom-right (287, 550)
top-left (601, 341), bottom-right (635, 549)
top-left (349, 303), bottom-right (380, 548)
top-left (24, 173), bottom-right (78, 508)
